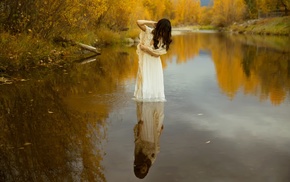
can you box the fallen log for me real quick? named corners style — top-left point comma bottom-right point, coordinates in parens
top-left (53, 36), bottom-right (101, 55)
top-left (77, 43), bottom-right (100, 55)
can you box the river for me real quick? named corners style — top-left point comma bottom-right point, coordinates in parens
top-left (0, 32), bottom-right (290, 182)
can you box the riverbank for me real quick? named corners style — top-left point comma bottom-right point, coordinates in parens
top-left (227, 16), bottom-right (290, 36)
top-left (170, 16), bottom-right (290, 36)
top-left (0, 28), bottom-right (129, 77)
top-left (1, 16), bottom-right (289, 83)
top-left (171, 25), bottom-right (218, 35)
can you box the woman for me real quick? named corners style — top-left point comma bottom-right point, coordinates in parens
top-left (134, 18), bottom-right (172, 102)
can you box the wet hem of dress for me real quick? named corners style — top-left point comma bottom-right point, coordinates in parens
top-left (132, 97), bottom-right (167, 102)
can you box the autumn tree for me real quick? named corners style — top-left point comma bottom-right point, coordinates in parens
top-left (280, 0), bottom-right (290, 15)
top-left (100, 0), bottom-right (136, 31)
top-left (238, 0), bottom-right (289, 19)
top-left (256, 0), bottom-right (290, 17)
top-left (0, 0), bottom-right (136, 38)
top-left (141, 0), bottom-right (173, 20)
top-left (256, 0), bottom-right (277, 13)
top-left (212, 0), bottom-right (246, 26)
top-left (173, 0), bottom-right (200, 25)
top-left (244, 0), bottom-right (259, 18)
top-left (198, 6), bottom-right (213, 25)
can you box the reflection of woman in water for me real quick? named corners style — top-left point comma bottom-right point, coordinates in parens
top-left (133, 102), bottom-right (164, 179)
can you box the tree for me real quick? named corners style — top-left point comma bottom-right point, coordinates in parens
top-left (173, 0), bottom-right (200, 25)
top-left (198, 6), bottom-right (213, 25)
top-left (0, 0), bottom-right (145, 37)
top-left (244, 0), bottom-right (258, 18)
top-left (279, 0), bottom-right (290, 15)
top-left (141, 0), bottom-right (173, 20)
top-left (212, 0), bottom-right (246, 26)
top-left (101, 0), bottom-right (136, 30)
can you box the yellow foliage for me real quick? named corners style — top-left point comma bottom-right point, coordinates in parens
top-left (256, 0), bottom-right (277, 12)
top-left (102, 0), bottom-right (136, 30)
top-left (173, 0), bottom-right (200, 25)
top-left (198, 7), bottom-right (213, 25)
top-left (212, 0), bottom-right (246, 26)
top-left (139, 0), bottom-right (173, 20)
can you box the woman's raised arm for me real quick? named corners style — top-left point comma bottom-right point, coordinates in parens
top-left (136, 20), bottom-right (157, 31)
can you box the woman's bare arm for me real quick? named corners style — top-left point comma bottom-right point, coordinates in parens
top-left (136, 20), bottom-right (157, 31)
top-left (140, 44), bottom-right (160, 57)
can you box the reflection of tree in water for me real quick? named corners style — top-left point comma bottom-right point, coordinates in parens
top-left (0, 82), bottom-right (106, 181)
top-left (165, 33), bottom-right (290, 105)
top-left (252, 48), bottom-right (289, 105)
top-left (238, 44), bottom-right (290, 105)
top-left (241, 45), bottom-right (255, 77)
top-left (207, 34), bottom-right (290, 105)
top-left (0, 47), bottom-right (139, 181)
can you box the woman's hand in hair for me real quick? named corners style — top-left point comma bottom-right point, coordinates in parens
top-left (137, 20), bottom-right (157, 31)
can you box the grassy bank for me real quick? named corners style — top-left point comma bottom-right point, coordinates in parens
top-left (0, 28), bottom-right (137, 79)
top-left (228, 16), bottom-right (290, 36)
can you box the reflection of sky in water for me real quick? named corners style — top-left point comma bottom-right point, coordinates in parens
top-left (164, 51), bottom-right (290, 145)
top-left (104, 35), bottom-right (290, 182)
top-left (164, 51), bottom-right (216, 102)
top-left (105, 50), bottom-right (290, 182)
top-left (165, 52), bottom-right (289, 181)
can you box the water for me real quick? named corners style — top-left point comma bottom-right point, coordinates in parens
top-left (0, 32), bottom-right (290, 182)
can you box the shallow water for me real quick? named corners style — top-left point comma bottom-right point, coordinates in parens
top-left (0, 32), bottom-right (290, 182)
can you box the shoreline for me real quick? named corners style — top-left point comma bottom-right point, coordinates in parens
top-left (227, 16), bottom-right (290, 36)
top-left (172, 27), bottom-right (218, 35)
top-left (171, 16), bottom-right (290, 36)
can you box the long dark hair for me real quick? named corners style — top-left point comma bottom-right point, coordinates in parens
top-left (134, 150), bottom-right (152, 179)
top-left (152, 18), bottom-right (172, 51)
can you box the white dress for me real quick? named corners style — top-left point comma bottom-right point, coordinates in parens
top-left (134, 26), bottom-right (167, 102)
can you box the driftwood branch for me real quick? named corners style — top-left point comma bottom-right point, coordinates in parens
top-left (76, 43), bottom-right (100, 54)
top-left (53, 36), bottom-right (101, 55)
top-left (74, 55), bottom-right (98, 65)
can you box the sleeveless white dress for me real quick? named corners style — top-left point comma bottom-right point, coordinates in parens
top-left (134, 26), bottom-right (167, 102)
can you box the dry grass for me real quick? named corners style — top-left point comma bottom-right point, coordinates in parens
top-left (229, 16), bottom-right (290, 36)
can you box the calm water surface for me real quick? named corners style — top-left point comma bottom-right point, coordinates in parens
top-left (0, 32), bottom-right (290, 182)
